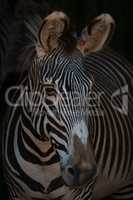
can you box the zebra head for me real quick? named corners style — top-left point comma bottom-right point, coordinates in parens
top-left (30, 11), bottom-right (115, 187)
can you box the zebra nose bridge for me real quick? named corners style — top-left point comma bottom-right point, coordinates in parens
top-left (72, 120), bottom-right (89, 146)
top-left (70, 121), bottom-right (89, 162)
top-left (60, 121), bottom-right (97, 186)
top-left (62, 128), bottom-right (96, 186)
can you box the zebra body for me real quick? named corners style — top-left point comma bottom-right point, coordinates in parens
top-left (2, 12), bottom-right (133, 200)
top-left (85, 48), bottom-right (133, 199)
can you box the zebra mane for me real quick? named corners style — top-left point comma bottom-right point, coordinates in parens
top-left (2, 15), bottom-right (42, 76)
top-left (14, 15), bottom-right (42, 73)
top-left (24, 15), bottom-right (41, 44)
top-left (59, 26), bottom-right (77, 53)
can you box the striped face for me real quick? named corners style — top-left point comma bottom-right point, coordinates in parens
top-left (28, 11), bottom-right (114, 187)
top-left (39, 46), bottom-right (91, 148)
top-left (30, 46), bottom-right (96, 187)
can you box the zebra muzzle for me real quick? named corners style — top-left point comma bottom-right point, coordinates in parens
top-left (60, 154), bottom-right (97, 187)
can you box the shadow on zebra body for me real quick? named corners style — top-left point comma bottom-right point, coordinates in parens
top-left (1, 10), bottom-right (133, 200)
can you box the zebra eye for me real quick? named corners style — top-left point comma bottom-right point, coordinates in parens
top-left (44, 86), bottom-right (59, 103)
top-left (45, 87), bottom-right (57, 98)
top-left (40, 82), bottom-right (58, 101)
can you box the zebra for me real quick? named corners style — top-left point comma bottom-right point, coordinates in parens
top-left (2, 11), bottom-right (133, 200)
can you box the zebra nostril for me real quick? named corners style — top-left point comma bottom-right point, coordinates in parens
top-left (67, 166), bottom-right (75, 176)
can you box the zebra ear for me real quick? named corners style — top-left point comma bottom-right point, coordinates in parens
top-left (77, 13), bottom-right (115, 54)
top-left (38, 11), bottom-right (70, 55)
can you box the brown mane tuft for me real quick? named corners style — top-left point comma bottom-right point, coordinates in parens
top-left (60, 22), bottom-right (77, 53)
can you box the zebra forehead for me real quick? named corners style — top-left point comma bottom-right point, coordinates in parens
top-left (42, 72), bottom-right (91, 91)
top-left (37, 47), bottom-right (92, 87)
top-left (40, 65), bottom-right (90, 85)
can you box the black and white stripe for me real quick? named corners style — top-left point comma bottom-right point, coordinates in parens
top-left (2, 14), bottom-right (133, 200)
top-left (85, 48), bottom-right (133, 199)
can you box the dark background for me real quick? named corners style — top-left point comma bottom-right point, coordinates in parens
top-left (0, 0), bottom-right (133, 199)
